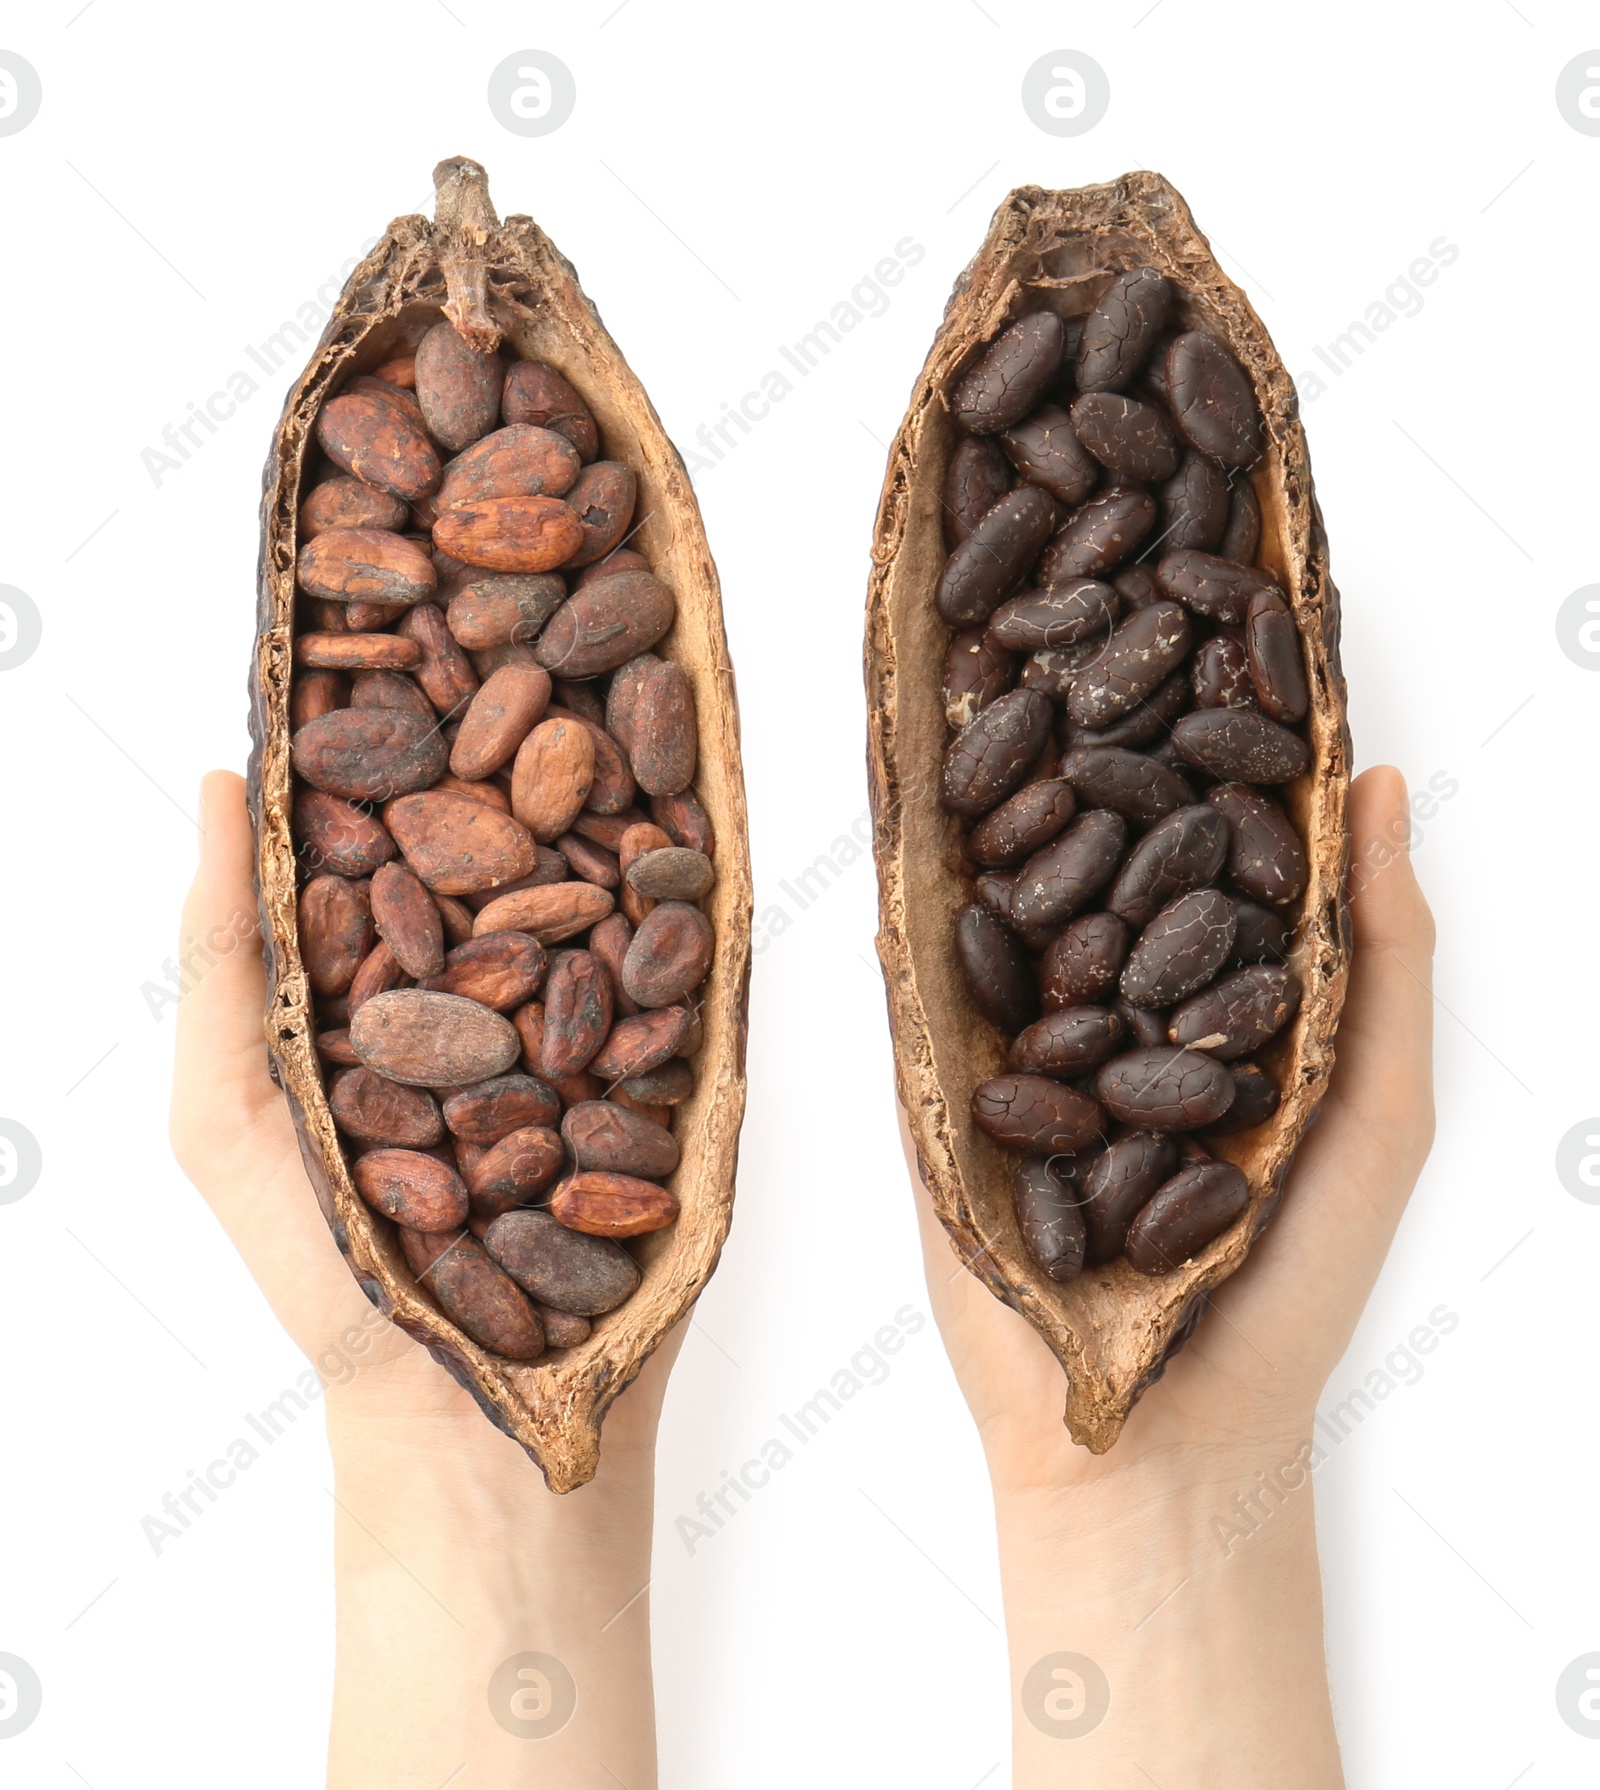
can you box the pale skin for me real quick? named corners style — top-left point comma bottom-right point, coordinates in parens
top-left (173, 763), bottom-right (1431, 1789)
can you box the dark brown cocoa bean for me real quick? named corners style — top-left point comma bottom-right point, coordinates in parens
top-left (562, 462), bottom-right (637, 567)
top-left (463, 1125), bottom-right (565, 1216)
top-left (540, 950), bottom-right (613, 1077)
top-left (1156, 549), bottom-right (1280, 626)
top-left (1112, 564), bottom-right (1162, 609)
top-left (617, 1058), bottom-right (693, 1106)
top-left (952, 311), bottom-right (1064, 432)
top-left (501, 361), bottom-right (599, 463)
top-left (1095, 1046), bottom-right (1237, 1130)
top-left (622, 903), bottom-right (714, 1008)
top-left (1120, 888), bottom-right (1236, 1009)
top-left (1209, 1061), bottom-right (1280, 1134)
top-left (1039, 912), bottom-right (1129, 1009)
top-left (1062, 668), bottom-right (1189, 752)
top-left (624, 659), bottom-right (696, 796)
top-left (1115, 997), bottom-right (1170, 1048)
top-left (299, 874), bottom-right (374, 996)
top-left (936, 486), bottom-right (1058, 627)
top-left (956, 903), bottom-right (1039, 1032)
top-left (562, 1101), bottom-right (680, 1178)
top-left (1017, 637), bottom-right (1101, 700)
top-left (442, 1073), bottom-right (562, 1145)
top-left (1244, 588), bottom-right (1309, 723)
top-left (1107, 804), bottom-right (1229, 928)
top-left (1172, 709), bottom-right (1308, 784)
top-left (1205, 784), bottom-right (1306, 907)
top-left (589, 1005), bottom-right (692, 1079)
top-left (997, 403), bottom-right (1098, 505)
top-left (944, 627), bottom-right (1015, 727)
top-left (1037, 486), bottom-right (1155, 583)
top-left (1011, 809), bottom-right (1126, 931)
top-left (943, 435), bottom-right (1013, 543)
top-left (537, 1305), bottom-right (592, 1348)
top-left (555, 832), bottom-right (621, 889)
top-left (485, 1208), bottom-right (642, 1314)
top-left (535, 571), bottom-right (675, 677)
top-left (971, 1074), bottom-right (1104, 1153)
top-left (988, 579), bottom-right (1116, 651)
top-left (1219, 476), bottom-right (1261, 562)
top-left (414, 318), bottom-right (501, 450)
top-left (1164, 332), bottom-right (1263, 468)
top-left (1060, 745), bottom-right (1192, 822)
top-left (369, 861), bottom-right (445, 977)
top-left (1125, 1161), bottom-right (1250, 1274)
top-left (1077, 267), bottom-right (1173, 393)
top-left (1158, 450), bottom-right (1230, 553)
top-left (351, 988), bottom-right (522, 1087)
top-left (648, 787), bottom-right (715, 858)
top-left (445, 573), bottom-right (567, 649)
top-left (1065, 600), bottom-right (1191, 729)
top-left (318, 1028), bottom-right (362, 1066)
top-left (1070, 392), bottom-right (1179, 483)
top-left (1191, 634), bottom-right (1256, 710)
top-left (330, 1067), bottom-right (444, 1148)
top-left (1007, 1005), bottom-right (1124, 1079)
top-left (300, 794), bottom-right (400, 884)
top-left (942, 689), bottom-right (1053, 819)
top-left (967, 778), bottom-right (1076, 868)
top-left (292, 707), bottom-right (448, 801)
top-left (400, 1229), bottom-right (545, 1359)
top-left (1079, 1130), bottom-right (1179, 1264)
top-left (316, 389), bottom-right (441, 501)
top-left (347, 939), bottom-right (408, 1014)
top-left (1013, 1156), bottom-right (1086, 1282)
top-left (1167, 964), bottom-right (1301, 1060)
top-left (1228, 898), bottom-right (1291, 966)
top-left (352, 1147), bottom-right (469, 1231)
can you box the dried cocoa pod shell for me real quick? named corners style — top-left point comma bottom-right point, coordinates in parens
top-left (865, 174), bottom-right (1349, 1454)
top-left (251, 158), bottom-right (749, 1493)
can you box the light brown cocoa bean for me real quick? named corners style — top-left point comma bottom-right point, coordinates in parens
top-left (292, 707), bottom-right (448, 801)
top-left (562, 1101), bottom-right (679, 1177)
top-left (449, 664), bottom-right (552, 780)
top-left (396, 603), bottom-right (479, 716)
top-left (617, 821), bottom-right (672, 926)
top-left (385, 790), bottom-right (538, 895)
top-left (330, 1067), bottom-right (444, 1147)
top-left (436, 424), bottom-right (582, 508)
top-left (589, 912), bottom-right (640, 1018)
top-left (414, 317), bottom-right (502, 450)
top-left (350, 669), bottom-right (434, 719)
top-left (316, 1028), bottom-right (361, 1066)
top-left (445, 573), bottom-right (567, 649)
top-left (434, 894), bottom-right (476, 946)
top-left (431, 772), bottom-right (511, 811)
top-left (624, 659), bottom-right (696, 796)
top-left (545, 707), bottom-right (635, 814)
top-left (625, 847), bottom-right (714, 901)
top-left (300, 476), bottom-right (410, 537)
top-left (352, 1148), bottom-right (468, 1231)
top-left (399, 1228), bottom-right (546, 1359)
top-left (649, 788), bottom-right (715, 857)
top-left (534, 572), bottom-right (675, 678)
top-left (471, 880), bottom-right (615, 943)
top-left (291, 668), bottom-right (348, 729)
top-left (501, 361), bottom-right (599, 462)
top-left (433, 496), bottom-right (585, 573)
top-left (460, 849), bottom-right (569, 909)
top-left (349, 988), bottom-right (522, 1086)
top-left (554, 832), bottom-right (620, 889)
top-left (369, 861), bottom-right (445, 977)
top-left (372, 356), bottom-right (416, 388)
top-left (347, 939), bottom-right (408, 1013)
top-left (550, 1171), bottom-right (678, 1238)
top-left (315, 390), bottom-right (442, 501)
top-left (463, 1124), bottom-right (566, 1217)
top-left (295, 632), bottom-right (421, 672)
top-left (537, 1305), bottom-right (592, 1347)
top-left (569, 807), bottom-right (648, 851)
top-left (574, 549), bottom-right (649, 587)
top-left (299, 874), bottom-right (374, 996)
top-left (297, 528), bottom-right (438, 606)
top-left (589, 1005), bottom-right (692, 1079)
top-left (511, 716), bottom-right (595, 842)
top-left (421, 931), bottom-right (547, 1011)
top-left (441, 1073), bottom-right (562, 1145)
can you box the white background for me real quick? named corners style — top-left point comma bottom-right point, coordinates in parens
top-left (0, 3), bottom-right (1594, 1784)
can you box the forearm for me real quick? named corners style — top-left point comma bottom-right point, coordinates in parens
top-left (995, 1442), bottom-right (1343, 1788)
top-left (325, 1411), bottom-right (659, 1789)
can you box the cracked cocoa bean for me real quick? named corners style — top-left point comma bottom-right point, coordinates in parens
top-left (1007, 1006), bottom-right (1124, 1078)
top-left (942, 688), bottom-right (1054, 818)
top-left (943, 628), bottom-right (1015, 729)
top-left (1095, 1046), bottom-right (1236, 1130)
top-left (1076, 267), bottom-right (1173, 393)
top-left (1079, 1131), bottom-right (1178, 1264)
top-left (998, 403), bottom-right (1098, 505)
top-left (1011, 809), bottom-right (1126, 930)
top-left (1125, 1161), bottom-right (1250, 1274)
top-left (936, 486), bottom-right (1059, 627)
top-left (971, 1074), bottom-right (1104, 1153)
top-left (1060, 745), bottom-right (1193, 822)
top-left (1164, 332), bottom-right (1263, 468)
top-left (967, 778), bottom-right (1076, 867)
top-left (1106, 804), bottom-right (1229, 928)
top-left (1191, 634), bottom-right (1255, 709)
top-left (944, 436), bottom-right (1013, 542)
top-left (1171, 708), bottom-right (1309, 784)
top-left (988, 579), bottom-right (1116, 651)
top-left (1244, 587), bottom-right (1309, 722)
top-left (956, 903), bottom-right (1038, 1032)
top-left (1160, 451), bottom-right (1230, 553)
top-left (1205, 784), bottom-right (1307, 906)
top-left (1120, 888), bottom-right (1236, 1010)
top-left (1013, 1156), bottom-right (1087, 1282)
top-left (1070, 393), bottom-right (1179, 483)
top-left (1208, 1061), bottom-right (1280, 1133)
top-left (1039, 912), bottom-right (1129, 1009)
top-left (952, 311), bottom-right (1065, 432)
top-left (1037, 486), bottom-right (1156, 584)
top-left (1167, 964), bottom-right (1301, 1059)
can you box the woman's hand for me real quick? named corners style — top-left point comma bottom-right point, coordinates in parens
top-left (171, 770), bottom-right (672, 1789)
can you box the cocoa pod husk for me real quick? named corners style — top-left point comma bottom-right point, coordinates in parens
top-left (249, 157), bottom-right (750, 1493)
top-left (863, 174), bottom-right (1350, 1455)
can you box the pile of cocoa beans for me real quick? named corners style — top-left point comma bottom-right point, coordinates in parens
top-left (289, 316), bottom-right (715, 1361)
top-left (939, 273), bottom-right (1309, 1284)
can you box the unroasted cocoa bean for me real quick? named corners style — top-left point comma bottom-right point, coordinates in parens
top-left (330, 1067), bottom-right (444, 1147)
top-left (446, 573), bottom-right (567, 649)
top-left (511, 717), bottom-right (595, 842)
top-left (616, 1057), bottom-right (693, 1106)
top-left (622, 902), bottom-right (713, 1008)
top-left (299, 874), bottom-right (373, 996)
top-left (434, 496), bottom-right (585, 573)
top-left (350, 988), bottom-right (522, 1086)
top-left (437, 425), bottom-right (582, 508)
top-left (291, 669), bottom-right (348, 730)
top-left (352, 1148), bottom-right (468, 1231)
top-left (502, 361), bottom-right (599, 462)
top-left (535, 571), bottom-right (676, 678)
top-left (347, 939), bottom-right (408, 1014)
top-left (625, 847), bottom-right (713, 901)
top-left (316, 389), bottom-right (441, 501)
top-left (397, 603), bottom-right (480, 715)
top-left (296, 633), bottom-right (421, 672)
top-left (421, 931), bottom-right (547, 1012)
top-left (400, 1228), bottom-right (545, 1359)
top-left (556, 832), bottom-right (621, 889)
top-left (369, 861), bottom-right (445, 977)
top-left (298, 529), bottom-right (437, 607)
top-left (541, 950), bottom-right (613, 1077)
top-left (385, 789), bottom-right (538, 895)
top-left (292, 707), bottom-right (448, 801)
top-left (589, 1005), bottom-right (692, 1079)
top-left (414, 317), bottom-right (502, 450)
top-left (442, 1073), bottom-right (561, 1144)
top-left (351, 669), bottom-right (435, 719)
top-left (301, 475), bottom-right (410, 538)
top-left (485, 1208), bottom-right (641, 1314)
top-left (623, 658), bottom-right (696, 796)
top-left (472, 880), bottom-right (615, 943)
top-left (449, 665), bottom-right (551, 780)
top-left (562, 462), bottom-right (637, 567)
top-left (551, 1171), bottom-right (678, 1238)
top-left (649, 787), bottom-right (715, 857)
top-left (538, 1305), bottom-right (592, 1348)
top-left (562, 1101), bottom-right (680, 1177)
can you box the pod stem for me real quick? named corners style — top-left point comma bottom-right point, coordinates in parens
top-left (433, 156), bottom-right (503, 352)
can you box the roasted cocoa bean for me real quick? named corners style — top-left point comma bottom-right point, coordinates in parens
top-left (1079, 1131), bottom-right (1178, 1263)
top-left (1172, 708), bottom-right (1309, 784)
top-left (1220, 477), bottom-right (1261, 562)
top-left (1095, 1046), bottom-right (1236, 1130)
top-left (952, 311), bottom-right (1064, 432)
top-left (1013, 1156), bottom-right (1087, 1282)
top-left (1119, 888), bottom-right (1236, 1009)
top-left (1011, 808), bottom-right (1126, 930)
top-left (1125, 1161), bottom-right (1250, 1274)
top-left (936, 486), bottom-right (1058, 627)
top-left (1228, 898), bottom-right (1292, 965)
top-left (1037, 486), bottom-right (1156, 583)
top-left (1244, 588), bottom-right (1309, 722)
top-left (944, 435), bottom-right (1014, 542)
top-left (1159, 451), bottom-right (1230, 553)
top-left (1205, 784), bottom-right (1307, 906)
top-left (988, 579), bottom-right (1117, 651)
top-left (1077, 267), bottom-right (1173, 393)
top-left (1039, 912), bottom-right (1129, 1010)
top-left (1007, 1006), bottom-right (1123, 1078)
top-left (1069, 393), bottom-right (1178, 483)
top-left (1065, 602), bottom-right (1191, 729)
top-left (998, 403), bottom-right (1098, 505)
top-left (956, 903), bottom-right (1038, 1032)
top-left (1191, 634), bottom-right (1255, 710)
top-left (1156, 549), bottom-right (1281, 626)
top-left (1164, 332), bottom-right (1263, 468)
top-left (967, 778), bottom-right (1076, 867)
top-left (1167, 964), bottom-right (1301, 1059)
top-left (1106, 804), bottom-right (1229, 928)
top-left (942, 689), bottom-right (1053, 818)
top-left (1059, 745), bottom-right (1192, 822)
top-left (944, 628), bottom-right (1015, 728)
top-left (971, 1074), bottom-right (1104, 1153)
